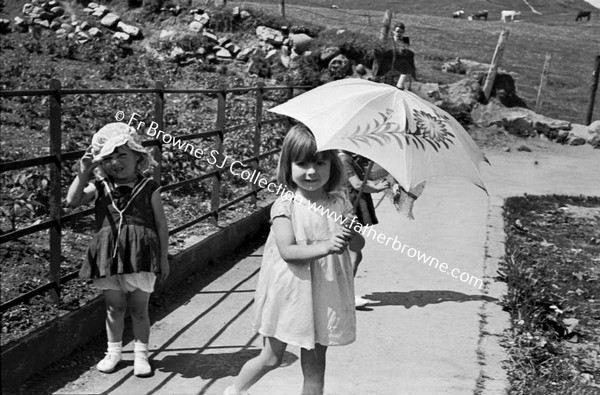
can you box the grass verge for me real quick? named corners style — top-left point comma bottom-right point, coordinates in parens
top-left (500, 195), bottom-right (600, 394)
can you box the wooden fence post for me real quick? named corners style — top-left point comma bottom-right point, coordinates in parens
top-left (153, 81), bottom-right (164, 184)
top-left (284, 84), bottom-right (295, 130)
top-left (483, 29), bottom-right (509, 101)
top-left (48, 79), bottom-right (62, 304)
top-left (379, 10), bottom-right (392, 41)
top-left (211, 84), bottom-right (227, 225)
top-left (252, 82), bottom-right (264, 206)
top-left (586, 55), bottom-right (600, 125)
top-left (535, 52), bottom-right (552, 114)
top-left (280, 0), bottom-right (285, 19)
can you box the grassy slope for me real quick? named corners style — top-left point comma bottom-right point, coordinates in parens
top-left (1, 0), bottom-right (599, 123)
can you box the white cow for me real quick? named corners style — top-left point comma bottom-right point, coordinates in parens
top-left (501, 10), bottom-right (521, 22)
top-left (453, 9), bottom-right (465, 18)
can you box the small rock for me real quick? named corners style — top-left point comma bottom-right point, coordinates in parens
top-left (214, 47), bottom-right (231, 58)
top-left (50, 6), bottom-right (64, 17)
top-left (202, 31), bottom-right (218, 44)
top-left (34, 19), bottom-right (50, 28)
top-left (516, 145), bottom-right (531, 152)
top-left (568, 137), bottom-right (586, 146)
top-left (88, 27), bottom-right (101, 37)
top-left (112, 31), bottom-right (130, 42)
top-left (320, 46), bottom-right (341, 64)
top-left (100, 13), bottom-right (120, 28)
top-left (117, 21), bottom-right (140, 37)
top-left (159, 29), bottom-right (176, 41)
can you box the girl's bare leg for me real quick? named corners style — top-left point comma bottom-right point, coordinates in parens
top-left (349, 250), bottom-right (363, 277)
top-left (300, 344), bottom-right (327, 395)
top-left (127, 289), bottom-right (152, 376)
top-left (103, 290), bottom-right (127, 342)
top-left (127, 289), bottom-right (151, 343)
top-left (232, 336), bottom-right (287, 393)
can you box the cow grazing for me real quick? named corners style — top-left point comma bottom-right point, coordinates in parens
top-left (470, 10), bottom-right (488, 21)
top-left (576, 11), bottom-right (591, 21)
top-left (453, 9), bottom-right (465, 18)
top-left (501, 10), bottom-right (521, 22)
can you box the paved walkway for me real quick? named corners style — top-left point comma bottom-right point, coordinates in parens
top-left (25, 142), bottom-right (600, 394)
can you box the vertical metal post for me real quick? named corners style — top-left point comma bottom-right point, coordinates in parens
top-left (535, 52), bottom-right (552, 114)
top-left (585, 55), bottom-right (600, 125)
top-left (48, 79), bottom-right (61, 304)
top-left (211, 85), bottom-right (227, 225)
top-left (252, 82), bottom-right (264, 206)
top-left (483, 29), bottom-right (509, 101)
top-left (153, 81), bottom-right (164, 183)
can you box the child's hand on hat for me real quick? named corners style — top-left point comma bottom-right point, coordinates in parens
top-left (79, 146), bottom-right (98, 176)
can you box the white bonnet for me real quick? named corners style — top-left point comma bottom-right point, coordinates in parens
top-left (91, 122), bottom-right (158, 170)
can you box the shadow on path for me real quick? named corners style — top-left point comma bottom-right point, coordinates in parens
top-left (156, 349), bottom-right (298, 379)
top-left (15, 236), bottom-right (268, 395)
top-left (362, 290), bottom-right (497, 309)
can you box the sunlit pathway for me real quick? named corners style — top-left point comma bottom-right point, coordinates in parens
top-left (41, 143), bottom-right (600, 395)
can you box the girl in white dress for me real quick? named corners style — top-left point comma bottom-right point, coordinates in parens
top-left (226, 124), bottom-right (365, 395)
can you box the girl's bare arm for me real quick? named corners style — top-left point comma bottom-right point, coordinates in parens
top-left (272, 216), bottom-right (349, 264)
top-left (66, 174), bottom-right (96, 207)
top-left (66, 147), bottom-right (97, 207)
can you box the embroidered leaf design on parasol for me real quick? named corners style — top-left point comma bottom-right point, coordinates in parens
top-left (406, 109), bottom-right (456, 151)
top-left (344, 108), bottom-right (406, 149)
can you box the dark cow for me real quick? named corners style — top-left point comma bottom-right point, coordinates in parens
top-left (470, 10), bottom-right (488, 21)
top-left (576, 11), bottom-right (591, 21)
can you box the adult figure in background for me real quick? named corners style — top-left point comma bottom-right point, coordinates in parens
top-left (371, 23), bottom-right (416, 89)
top-left (338, 151), bottom-right (389, 308)
top-left (395, 36), bottom-right (417, 91)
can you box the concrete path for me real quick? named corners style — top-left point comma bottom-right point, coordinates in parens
top-left (33, 142), bottom-right (600, 394)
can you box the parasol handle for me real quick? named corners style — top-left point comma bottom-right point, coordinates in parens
top-left (352, 161), bottom-right (374, 213)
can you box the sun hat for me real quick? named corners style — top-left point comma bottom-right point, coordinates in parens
top-left (91, 122), bottom-right (158, 170)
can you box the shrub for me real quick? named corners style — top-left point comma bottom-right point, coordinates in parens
top-left (313, 29), bottom-right (380, 66)
top-left (143, 0), bottom-right (163, 13)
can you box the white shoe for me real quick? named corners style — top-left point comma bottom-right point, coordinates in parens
top-left (134, 353), bottom-right (152, 377)
top-left (133, 342), bottom-right (152, 377)
top-left (97, 353), bottom-right (121, 373)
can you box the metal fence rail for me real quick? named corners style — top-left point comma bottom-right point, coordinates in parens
top-left (0, 80), bottom-right (311, 313)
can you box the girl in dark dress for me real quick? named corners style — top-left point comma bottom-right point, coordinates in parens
top-left (338, 151), bottom-right (389, 307)
top-left (67, 123), bottom-right (169, 377)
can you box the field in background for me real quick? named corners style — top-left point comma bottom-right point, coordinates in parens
top-left (236, 0), bottom-right (600, 124)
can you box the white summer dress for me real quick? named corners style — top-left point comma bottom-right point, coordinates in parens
top-left (252, 192), bottom-right (356, 350)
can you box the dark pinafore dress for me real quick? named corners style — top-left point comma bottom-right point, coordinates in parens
top-left (80, 177), bottom-right (161, 279)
